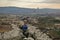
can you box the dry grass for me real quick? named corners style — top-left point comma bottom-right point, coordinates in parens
top-left (0, 25), bottom-right (13, 33)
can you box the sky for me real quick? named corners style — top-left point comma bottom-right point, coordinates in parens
top-left (0, 0), bottom-right (60, 9)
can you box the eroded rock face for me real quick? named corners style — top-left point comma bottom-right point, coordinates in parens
top-left (0, 33), bottom-right (2, 39)
top-left (28, 24), bottom-right (52, 40)
top-left (0, 24), bottom-right (23, 40)
top-left (0, 23), bottom-right (52, 40)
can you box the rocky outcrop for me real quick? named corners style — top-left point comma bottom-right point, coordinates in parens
top-left (28, 24), bottom-right (52, 40)
top-left (0, 24), bottom-right (23, 40)
top-left (23, 37), bottom-right (34, 40)
top-left (0, 23), bottom-right (52, 40)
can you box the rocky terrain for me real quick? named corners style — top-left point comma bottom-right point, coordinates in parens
top-left (0, 20), bottom-right (52, 40)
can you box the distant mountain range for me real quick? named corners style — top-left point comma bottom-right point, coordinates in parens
top-left (0, 7), bottom-right (60, 16)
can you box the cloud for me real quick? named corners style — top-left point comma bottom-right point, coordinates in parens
top-left (42, 0), bottom-right (60, 3)
top-left (0, 0), bottom-right (60, 3)
top-left (0, 0), bottom-right (60, 9)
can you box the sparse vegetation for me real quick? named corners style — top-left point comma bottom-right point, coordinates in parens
top-left (0, 14), bottom-right (60, 40)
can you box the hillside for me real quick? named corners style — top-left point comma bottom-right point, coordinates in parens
top-left (0, 7), bottom-right (60, 15)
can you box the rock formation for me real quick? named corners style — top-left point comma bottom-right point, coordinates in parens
top-left (0, 21), bottom-right (52, 40)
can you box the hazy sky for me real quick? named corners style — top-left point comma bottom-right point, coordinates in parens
top-left (0, 0), bottom-right (60, 8)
